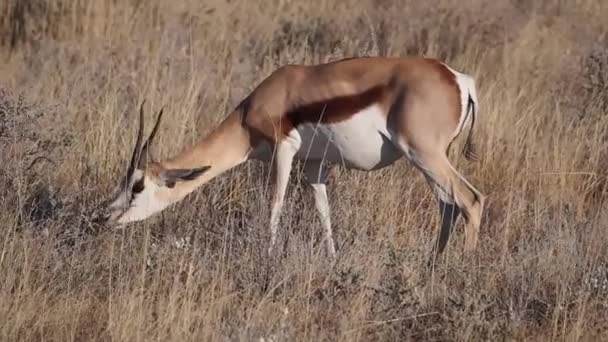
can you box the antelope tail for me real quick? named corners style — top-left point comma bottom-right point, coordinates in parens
top-left (463, 93), bottom-right (479, 162)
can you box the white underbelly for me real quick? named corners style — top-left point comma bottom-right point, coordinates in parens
top-left (295, 104), bottom-right (402, 170)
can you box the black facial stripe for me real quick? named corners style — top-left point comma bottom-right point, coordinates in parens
top-left (132, 177), bottom-right (145, 194)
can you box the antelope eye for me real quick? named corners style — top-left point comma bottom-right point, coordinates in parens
top-left (132, 178), bottom-right (145, 194)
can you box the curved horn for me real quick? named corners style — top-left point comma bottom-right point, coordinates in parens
top-left (137, 106), bottom-right (164, 169)
top-left (126, 100), bottom-right (146, 179)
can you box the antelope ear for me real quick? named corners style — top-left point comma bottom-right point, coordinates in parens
top-left (159, 166), bottom-right (210, 188)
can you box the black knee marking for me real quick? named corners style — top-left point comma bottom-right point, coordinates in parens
top-left (435, 200), bottom-right (461, 254)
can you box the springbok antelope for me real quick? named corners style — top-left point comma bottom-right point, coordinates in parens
top-left (103, 56), bottom-right (485, 258)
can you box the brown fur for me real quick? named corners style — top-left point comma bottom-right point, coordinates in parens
top-left (118, 56), bottom-right (483, 256)
top-left (287, 84), bottom-right (391, 125)
top-left (240, 57), bottom-right (464, 145)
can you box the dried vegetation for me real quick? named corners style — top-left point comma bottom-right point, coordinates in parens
top-left (0, 0), bottom-right (607, 340)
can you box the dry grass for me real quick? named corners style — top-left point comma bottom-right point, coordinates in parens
top-left (1, 0), bottom-right (608, 340)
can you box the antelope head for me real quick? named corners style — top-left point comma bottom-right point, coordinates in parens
top-left (103, 101), bottom-right (210, 225)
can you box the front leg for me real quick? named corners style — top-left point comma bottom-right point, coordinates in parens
top-left (303, 161), bottom-right (336, 258)
top-left (268, 130), bottom-right (302, 255)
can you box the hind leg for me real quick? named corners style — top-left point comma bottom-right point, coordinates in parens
top-left (446, 161), bottom-right (484, 252)
top-left (442, 158), bottom-right (485, 252)
top-left (406, 149), bottom-right (484, 254)
top-left (437, 156), bottom-right (483, 253)
top-left (417, 164), bottom-right (462, 257)
top-left (426, 172), bottom-right (462, 255)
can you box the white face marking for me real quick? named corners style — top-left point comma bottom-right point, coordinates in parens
top-left (116, 175), bottom-right (172, 223)
top-left (107, 169), bottom-right (145, 211)
top-left (295, 104), bottom-right (401, 170)
top-left (106, 169), bottom-right (173, 224)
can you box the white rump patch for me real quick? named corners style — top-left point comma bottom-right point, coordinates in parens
top-left (442, 64), bottom-right (477, 138)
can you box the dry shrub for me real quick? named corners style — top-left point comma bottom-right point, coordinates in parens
top-left (1, 0), bottom-right (607, 341)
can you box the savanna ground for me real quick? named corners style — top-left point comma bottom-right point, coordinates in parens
top-left (1, 0), bottom-right (608, 340)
